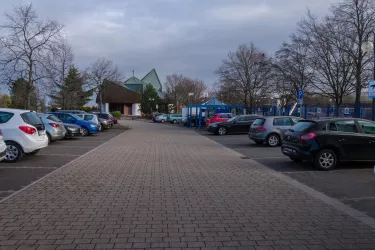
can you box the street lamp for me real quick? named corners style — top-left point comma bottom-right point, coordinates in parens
top-left (361, 38), bottom-right (375, 121)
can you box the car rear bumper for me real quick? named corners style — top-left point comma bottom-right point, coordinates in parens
top-left (281, 144), bottom-right (313, 160)
top-left (65, 129), bottom-right (81, 138)
top-left (23, 137), bottom-right (48, 153)
top-left (50, 129), bottom-right (66, 140)
top-left (248, 133), bottom-right (266, 141)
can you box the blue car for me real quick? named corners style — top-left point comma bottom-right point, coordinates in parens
top-left (48, 112), bottom-right (99, 136)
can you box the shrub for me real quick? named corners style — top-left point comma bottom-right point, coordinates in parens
top-left (111, 111), bottom-right (121, 119)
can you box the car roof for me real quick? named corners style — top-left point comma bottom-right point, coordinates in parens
top-left (0, 108), bottom-right (32, 114)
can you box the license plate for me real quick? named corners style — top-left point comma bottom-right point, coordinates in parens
top-left (38, 130), bottom-right (46, 136)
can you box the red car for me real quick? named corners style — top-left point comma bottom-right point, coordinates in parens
top-left (205, 113), bottom-right (234, 126)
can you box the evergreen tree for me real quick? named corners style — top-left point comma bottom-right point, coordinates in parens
top-left (140, 84), bottom-right (160, 114)
top-left (10, 78), bottom-right (37, 109)
top-left (50, 66), bottom-right (92, 109)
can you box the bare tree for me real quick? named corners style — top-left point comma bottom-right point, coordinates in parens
top-left (44, 38), bottom-right (74, 107)
top-left (0, 3), bottom-right (64, 109)
top-left (216, 43), bottom-right (272, 107)
top-left (274, 34), bottom-right (314, 103)
top-left (331, 0), bottom-right (375, 116)
top-left (85, 58), bottom-right (123, 112)
top-left (164, 74), bottom-right (207, 111)
top-left (164, 74), bottom-right (184, 112)
top-left (299, 11), bottom-right (356, 116)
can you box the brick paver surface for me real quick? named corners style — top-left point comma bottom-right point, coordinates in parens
top-left (1, 120), bottom-right (375, 250)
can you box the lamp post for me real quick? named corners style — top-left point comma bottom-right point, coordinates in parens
top-left (361, 37), bottom-right (375, 121)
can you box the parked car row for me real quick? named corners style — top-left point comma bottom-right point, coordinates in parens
top-left (155, 111), bottom-right (375, 170)
top-left (153, 113), bottom-right (183, 124)
top-left (0, 108), bottom-right (118, 163)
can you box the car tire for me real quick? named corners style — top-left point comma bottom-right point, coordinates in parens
top-left (82, 127), bottom-right (89, 136)
top-left (314, 149), bottom-right (337, 170)
top-left (254, 140), bottom-right (263, 145)
top-left (289, 157), bottom-right (302, 162)
top-left (47, 133), bottom-right (52, 144)
top-left (26, 149), bottom-right (40, 156)
top-left (4, 141), bottom-right (23, 163)
top-left (267, 134), bottom-right (280, 147)
top-left (218, 127), bottom-right (227, 135)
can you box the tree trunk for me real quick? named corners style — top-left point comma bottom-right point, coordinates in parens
top-left (27, 64), bottom-right (33, 109)
top-left (335, 102), bottom-right (340, 117)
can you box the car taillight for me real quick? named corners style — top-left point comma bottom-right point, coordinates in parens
top-left (256, 126), bottom-right (267, 132)
top-left (0, 130), bottom-right (2, 136)
top-left (49, 123), bottom-right (59, 128)
top-left (108, 118), bottom-right (111, 121)
top-left (300, 132), bottom-right (317, 141)
top-left (19, 126), bottom-right (36, 135)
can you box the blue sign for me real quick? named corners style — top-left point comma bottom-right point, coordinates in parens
top-left (298, 89), bottom-right (304, 99)
top-left (368, 80), bottom-right (375, 98)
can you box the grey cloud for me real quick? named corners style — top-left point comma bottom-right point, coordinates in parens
top-left (0, 0), bottom-right (338, 89)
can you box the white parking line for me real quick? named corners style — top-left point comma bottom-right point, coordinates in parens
top-left (252, 156), bottom-right (287, 160)
top-left (0, 166), bottom-right (57, 169)
top-left (340, 196), bottom-right (375, 201)
top-left (47, 146), bottom-right (95, 148)
top-left (39, 153), bottom-right (80, 157)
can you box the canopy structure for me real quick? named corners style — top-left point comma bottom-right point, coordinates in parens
top-left (187, 98), bottom-right (245, 129)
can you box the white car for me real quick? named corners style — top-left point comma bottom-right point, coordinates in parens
top-left (0, 109), bottom-right (48, 162)
top-left (0, 130), bottom-right (7, 162)
top-left (76, 113), bottom-right (101, 130)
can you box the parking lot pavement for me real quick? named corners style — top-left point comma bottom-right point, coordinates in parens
top-left (197, 130), bottom-right (375, 219)
top-left (0, 124), bottom-right (128, 200)
top-left (1, 120), bottom-right (375, 250)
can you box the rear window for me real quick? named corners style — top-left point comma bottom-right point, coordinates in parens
top-left (21, 112), bottom-right (43, 126)
top-left (291, 121), bottom-right (316, 132)
top-left (253, 118), bottom-right (265, 126)
top-left (47, 115), bottom-right (61, 123)
top-left (0, 112), bottom-right (14, 123)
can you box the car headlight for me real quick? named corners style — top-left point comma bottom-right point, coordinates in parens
top-left (211, 124), bottom-right (218, 127)
top-left (90, 124), bottom-right (96, 128)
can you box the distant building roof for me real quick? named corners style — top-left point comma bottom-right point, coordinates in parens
top-left (202, 97), bottom-right (225, 106)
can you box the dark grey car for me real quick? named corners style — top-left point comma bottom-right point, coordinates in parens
top-left (248, 116), bottom-right (303, 147)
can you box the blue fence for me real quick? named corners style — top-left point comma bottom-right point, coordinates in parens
top-left (247, 103), bottom-right (373, 120)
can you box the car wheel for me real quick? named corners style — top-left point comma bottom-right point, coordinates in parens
top-left (26, 149), bottom-right (40, 156)
top-left (47, 133), bottom-right (52, 144)
top-left (254, 140), bottom-right (263, 145)
top-left (218, 127), bottom-right (227, 135)
top-left (314, 149), bottom-right (337, 170)
top-left (173, 120), bottom-right (177, 124)
top-left (161, 119), bottom-right (165, 123)
top-left (82, 127), bottom-right (89, 136)
top-left (4, 141), bottom-right (23, 163)
top-left (289, 157), bottom-right (302, 162)
top-left (267, 134), bottom-right (280, 147)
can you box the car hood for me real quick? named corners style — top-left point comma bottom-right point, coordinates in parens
top-left (64, 123), bottom-right (81, 129)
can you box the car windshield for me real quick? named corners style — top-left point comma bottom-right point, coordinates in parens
top-left (253, 118), bottom-right (266, 126)
top-left (21, 112), bottom-right (43, 126)
top-left (227, 116), bottom-right (238, 122)
top-left (290, 121), bottom-right (316, 132)
top-left (47, 115), bottom-right (62, 123)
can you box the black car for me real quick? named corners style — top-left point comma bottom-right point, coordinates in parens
top-left (64, 123), bottom-right (82, 138)
top-left (208, 115), bottom-right (263, 135)
top-left (281, 118), bottom-right (375, 170)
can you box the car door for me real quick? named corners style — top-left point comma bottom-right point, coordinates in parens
top-left (328, 120), bottom-right (367, 160)
top-left (235, 116), bottom-right (251, 133)
top-left (357, 120), bottom-right (375, 160)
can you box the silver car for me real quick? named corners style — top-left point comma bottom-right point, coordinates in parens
top-left (38, 113), bottom-right (67, 143)
top-left (248, 116), bottom-right (303, 147)
top-left (155, 114), bottom-right (168, 123)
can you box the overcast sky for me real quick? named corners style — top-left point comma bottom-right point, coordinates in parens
top-left (1, 0), bottom-right (339, 90)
